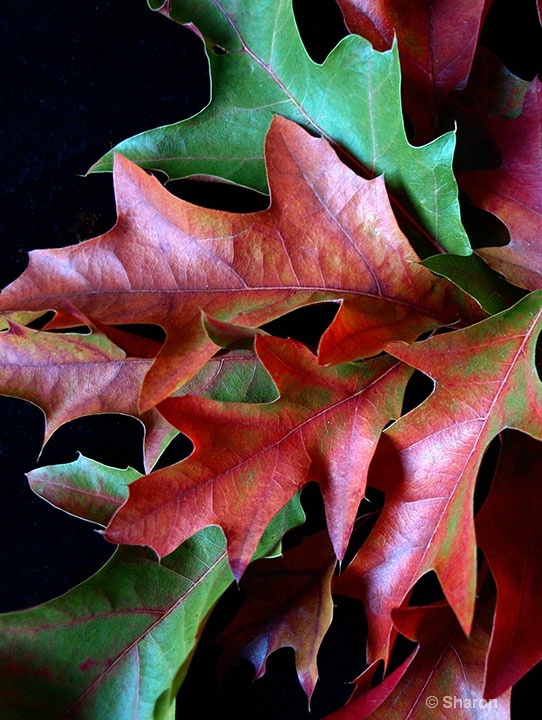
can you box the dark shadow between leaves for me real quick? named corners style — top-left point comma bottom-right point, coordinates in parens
top-left (292, 0), bottom-right (348, 64)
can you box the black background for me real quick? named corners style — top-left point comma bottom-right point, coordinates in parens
top-left (1, 0), bottom-right (541, 717)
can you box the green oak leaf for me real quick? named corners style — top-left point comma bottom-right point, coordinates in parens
top-left (91, 0), bottom-right (470, 255)
top-left (0, 456), bottom-right (305, 719)
top-left (0, 540), bottom-right (230, 720)
top-left (423, 253), bottom-right (526, 315)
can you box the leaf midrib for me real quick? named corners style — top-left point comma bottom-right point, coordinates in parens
top-left (209, 0), bottom-right (441, 249)
top-left (63, 549), bottom-right (229, 716)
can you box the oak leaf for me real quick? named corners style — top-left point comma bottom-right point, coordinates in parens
top-left (28, 455), bottom-right (141, 528)
top-left (336, 0), bottom-right (492, 142)
top-left (459, 78), bottom-right (542, 291)
top-left (0, 456), bottom-right (305, 719)
top-left (334, 290), bottom-right (542, 662)
top-left (0, 322), bottom-right (154, 448)
top-left (105, 334), bottom-right (412, 579)
top-left (324, 590), bottom-right (511, 719)
top-left (0, 321), bottom-right (275, 471)
top-left (0, 117), bottom-right (482, 412)
top-left (476, 432), bottom-right (542, 698)
top-left (0, 541), bottom-right (233, 720)
top-left (0, 456), bottom-right (233, 720)
top-left (218, 530), bottom-right (337, 702)
top-left (0, 528), bottom-right (302, 719)
top-left (27, 454), bottom-right (305, 557)
top-left (94, 0), bottom-right (471, 253)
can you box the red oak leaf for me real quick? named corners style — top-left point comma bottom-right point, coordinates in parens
top-left (336, 0), bottom-right (492, 142)
top-left (324, 589), bottom-right (511, 719)
top-left (104, 334), bottom-right (412, 579)
top-left (334, 290), bottom-right (542, 662)
top-left (476, 432), bottom-right (542, 698)
top-left (217, 530), bottom-right (337, 702)
top-left (0, 321), bottom-right (275, 471)
top-left (0, 321), bottom-right (152, 443)
top-left (0, 117), bottom-right (483, 412)
top-left (459, 79), bottom-right (542, 291)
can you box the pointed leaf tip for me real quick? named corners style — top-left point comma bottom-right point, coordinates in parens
top-left (95, 0), bottom-right (471, 252)
top-left (104, 335), bottom-right (412, 572)
top-left (0, 117), bottom-right (480, 411)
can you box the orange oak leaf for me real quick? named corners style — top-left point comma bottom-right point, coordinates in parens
top-left (325, 590), bottom-right (511, 719)
top-left (104, 334), bottom-right (412, 580)
top-left (459, 79), bottom-right (542, 291)
top-left (217, 530), bottom-right (337, 702)
top-left (476, 432), bottom-right (542, 698)
top-left (336, 0), bottom-right (492, 142)
top-left (0, 117), bottom-right (483, 412)
top-left (334, 290), bottom-right (542, 663)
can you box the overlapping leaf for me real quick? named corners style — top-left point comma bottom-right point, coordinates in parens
top-left (0, 455), bottom-right (304, 719)
top-left (28, 455), bottom-right (304, 558)
top-left (324, 589), bottom-right (511, 719)
top-left (336, 0), bottom-right (492, 142)
top-left (334, 290), bottom-right (542, 662)
top-left (423, 253), bottom-right (525, 314)
top-left (105, 334), bottom-right (412, 578)
top-left (2, 2), bottom-right (541, 716)
top-left (0, 541), bottom-right (232, 720)
top-left (218, 530), bottom-right (336, 702)
top-left (0, 322), bottom-right (152, 443)
top-left (92, 0), bottom-right (471, 253)
top-left (0, 322), bottom-right (173, 467)
top-left (0, 321), bottom-right (276, 470)
top-left (28, 455), bottom-right (141, 527)
top-left (476, 432), bottom-right (542, 698)
top-left (0, 117), bottom-right (482, 412)
top-left (459, 78), bottom-right (542, 290)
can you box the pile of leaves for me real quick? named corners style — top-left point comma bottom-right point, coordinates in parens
top-left (1, 0), bottom-right (541, 717)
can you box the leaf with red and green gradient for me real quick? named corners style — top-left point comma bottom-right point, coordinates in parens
top-left (324, 589), bottom-right (511, 719)
top-left (476, 432), bottom-right (542, 698)
top-left (0, 540), bottom-right (233, 720)
top-left (0, 322), bottom-right (276, 471)
top-left (0, 117), bottom-right (482, 412)
top-left (334, 290), bottom-right (542, 662)
top-left (0, 450), bottom-right (238, 720)
top-left (0, 520), bottom-right (304, 720)
top-left (105, 334), bottom-right (412, 579)
top-left (218, 530), bottom-right (336, 702)
top-left (459, 78), bottom-right (542, 291)
top-left (28, 455), bottom-right (140, 528)
top-left (0, 456), bottom-right (305, 719)
top-left (27, 453), bottom-right (305, 557)
top-left (94, 0), bottom-right (472, 255)
top-left (336, 0), bottom-right (492, 142)
top-left (143, 348), bottom-right (280, 471)
top-left (0, 321), bottom-right (154, 444)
